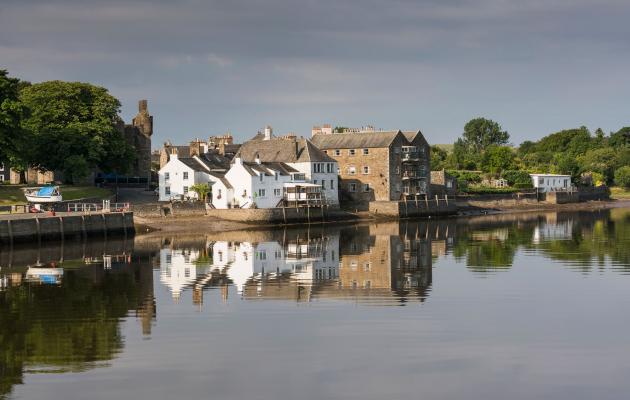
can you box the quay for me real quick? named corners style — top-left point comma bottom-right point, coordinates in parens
top-left (0, 211), bottom-right (134, 245)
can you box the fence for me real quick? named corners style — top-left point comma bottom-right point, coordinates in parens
top-left (67, 201), bottom-right (130, 213)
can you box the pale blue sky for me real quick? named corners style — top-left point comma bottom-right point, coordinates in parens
top-left (1, 0), bottom-right (629, 147)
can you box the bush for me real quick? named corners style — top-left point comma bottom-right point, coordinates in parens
top-left (501, 170), bottom-right (532, 186)
top-left (614, 166), bottom-right (630, 188)
top-left (447, 170), bottom-right (482, 183)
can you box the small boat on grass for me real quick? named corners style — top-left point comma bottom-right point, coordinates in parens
top-left (23, 185), bottom-right (63, 203)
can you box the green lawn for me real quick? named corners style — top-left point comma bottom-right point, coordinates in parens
top-left (0, 184), bottom-right (112, 205)
top-left (610, 186), bottom-right (630, 200)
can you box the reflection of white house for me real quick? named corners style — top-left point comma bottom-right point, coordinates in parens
top-left (533, 220), bottom-right (574, 244)
top-left (211, 237), bottom-right (339, 293)
top-left (530, 174), bottom-right (572, 193)
top-left (158, 152), bottom-right (229, 202)
top-left (228, 126), bottom-right (339, 205)
top-left (159, 248), bottom-right (211, 300)
top-left (25, 267), bottom-right (63, 285)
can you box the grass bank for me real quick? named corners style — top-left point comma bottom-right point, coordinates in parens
top-left (0, 184), bottom-right (112, 205)
top-left (611, 186), bottom-right (630, 200)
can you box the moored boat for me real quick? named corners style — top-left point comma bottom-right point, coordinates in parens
top-left (23, 185), bottom-right (63, 203)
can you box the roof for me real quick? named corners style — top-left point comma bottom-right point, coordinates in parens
top-left (402, 130), bottom-right (429, 146)
top-left (241, 161), bottom-right (297, 176)
top-left (310, 130), bottom-right (404, 149)
top-left (178, 157), bottom-right (209, 172)
top-left (164, 145), bottom-right (190, 157)
top-left (177, 154), bottom-right (230, 173)
top-left (236, 135), bottom-right (336, 163)
top-left (530, 173), bottom-right (571, 177)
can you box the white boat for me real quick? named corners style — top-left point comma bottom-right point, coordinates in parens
top-left (26, 267), bottom-right (64, 284)
top-left (23, 186), bottom-right (63, 203)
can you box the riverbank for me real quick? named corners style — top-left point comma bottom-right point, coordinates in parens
top-left (133, 199), bottom-right (630, 234)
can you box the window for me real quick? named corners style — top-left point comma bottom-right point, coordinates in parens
top-left (165, 186), bottom-right (171, 195)
top-left (349, 183), bottom-right (357, 192)
top-left (275, 172), bottom-right (278, 181)
top-left (165, 172), bottom-right (170, 180)
top-left (334, 149), bottom-right (341, 156)
top-left (362, 166), bottom-right (370, 175)
top-left (257, 251), bottom-right (267, 260)
top-left (363, 148), bottom-right (369, 155)
top-left (258, 189), bottom-right (266, 197)
top-left (217, 189), bottom-right (222, 198)
top-left (363, 183), bottom-right (370, 192)
top-left (183, 171), bottom-right (188, 180)
top-left (326, 163), bottom-right (333, 173)
top-left (323, 150), bottom-right (328, 154)
top-left (0, 163), bottom-right (4, 171)
top-left (349, 149), bottom-right (356, 156)
top-left (260, 174), bottom-right (263, 182)
top-left (395, 166), bottom-right (400, 174)
top-left (314, 179), bottom-right (318, 184)
top-left (347, 166), bottom-right (356, 175)
top-left (183, 186), bottom-right (189, 194)
top-left (330, 180), bottom-right (334, 189)
top-left (274, 188), bottom-right (282, 196)
top-left (364, 262), bottom-right (371, 271)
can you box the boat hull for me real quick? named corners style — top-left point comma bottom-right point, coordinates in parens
top-left (25, 195), bottom-right (63, 203)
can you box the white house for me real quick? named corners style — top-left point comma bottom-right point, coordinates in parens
top-left (233, 126), bottom-right (339, 205)
top-left (530, 174), bottom-right (572, 193)
top-left (212, 156), bottom-right (323, 209)
top-left (158, 152), bottom-right (229, 202)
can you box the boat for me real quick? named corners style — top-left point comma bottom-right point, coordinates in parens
top-left (26, 266), bottom-right (64, 285)
top-left (23, 185), bottom-right (63, 203)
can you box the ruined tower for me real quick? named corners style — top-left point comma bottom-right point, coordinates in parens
top-left (122, 99), bottom-right (153, 186)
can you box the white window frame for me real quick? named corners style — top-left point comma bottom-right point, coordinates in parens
top-left (258, 188), bottom-right (266, 197)
top-left (347, 166), bottom-right (356, 175)
top-left (349, 149), bottom-right (356, 156)
top-left (362, 166), bottom-right (370, 175)
top-left (363, 183), bottom-right (370, 192)
top-left (183, 171), bottom-right (188, 180)
top-left (349, 183), bottom-right (357, 192)
top-left (363, 148), bottom-right (369, 155)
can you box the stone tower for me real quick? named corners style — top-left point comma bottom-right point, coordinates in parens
top-left (122, 99), bottom-right (153, 186)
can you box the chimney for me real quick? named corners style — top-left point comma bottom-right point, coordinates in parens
top-left (264, 125), bottom-right (273, 140)
top-left (234, 156), bottom-right (242, 165)
top-left (170, 147), bottom-right (178, 160)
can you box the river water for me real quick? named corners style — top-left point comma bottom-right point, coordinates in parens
top-left (1, 208), bottom-right (630, 400)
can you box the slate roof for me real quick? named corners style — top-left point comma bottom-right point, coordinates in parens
top-left (402, 130), bottom-right (428, 146)
top-left (177, 154), bottom-right (230, 173)
top-left (241, 161), bottom-right (298, 176)
top-left (236, 135), bottom-right (336, 163)
top-left (310, 130), bottom-right (405, 149)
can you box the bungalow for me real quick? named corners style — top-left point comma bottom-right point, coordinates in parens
top-left (158, 151), bottom-right (230, 201)
top-left (211, 156), bottom-right (324, 209)
top-left (530, 173), bottom-right (572, 192)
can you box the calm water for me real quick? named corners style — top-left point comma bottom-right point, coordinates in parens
top-left (2, 208), bottom-right (630, 400)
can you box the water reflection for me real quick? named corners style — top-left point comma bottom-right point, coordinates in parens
top-left (159, 225), bottom-right (433, 305)
top-left (1, 208), bottom-right (630, 399)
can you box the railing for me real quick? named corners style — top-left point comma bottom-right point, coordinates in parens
top-left (67, 202), bottom-right (130, 213)
top-left (401, 152), bottom-right (420, 162)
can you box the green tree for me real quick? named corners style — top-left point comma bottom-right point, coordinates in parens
top-left (452, 138), bottom-right (479, 170)
top-left (501, 170), bottom-right (532, 187)
top-left (480, 145), bottom-right (515, 173)
top-left (190, 183), bottom-right (211, 201)
top-left (19, 81), bottom-right (134, 183)
top-left (609, 127), bottom-right (630, 148)
top-left (0, 69), bottom-right (25, 163)
top-left (462, 118), bottom-right (510, 154)
top-left (430, 145), bottom-right (448, 170)
top-left (578, 147), bottom-right (619, 184)
top-left (615, 166), bottom-right (630, 188)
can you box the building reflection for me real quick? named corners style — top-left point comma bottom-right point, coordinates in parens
top-left (158, 224), bottom-right (434, 305)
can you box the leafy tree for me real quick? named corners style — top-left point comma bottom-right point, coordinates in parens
top-left (452, 138), bottom-right (479, 170)
top-left (610, 127), bottom-right (630, 148)
top-left (19, 81), bottom-right (134, 183)
top-left (615, 166), bottom-right (630, 188)
top-left (462, 118), bottom-right (510, 154)
top-left (480, 145), bottom-right (515, 173)
top-left (578, 147), bottom-right (619, 184)
top-left (534, 127), bottom-right (593, 155)
top-left (430, 145), bottom-right (448, 170)
top-left (552, 152), bottom-right (580, 179)
top-left (517, 140), bottom-right (536, 156)
top-left (190, 183), bottom-right (211, 201)
top-left (0, 69), bottom-right (25, 163)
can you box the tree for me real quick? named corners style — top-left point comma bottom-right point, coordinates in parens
top-left (190, 183), bottom-right (211, 201)
top-left (480, 145), bottom-right (515, 173)
top-left (614, 166), bottom-right (630, 188)
top-left (430, 145), bottom-right (448, 170)
top-left (462, 118), bottom-right (510, 154)
top-left (452, 138), bottom-right (479, 170)
top-left (0, 69), bottom-right (25, 163)
top-left (610, 127), bottom-right (630, 148)
top-left (19, 81), bottom-right (134, 182)
top-left (577, 147), bottom-right (619, 184)
top-left (501, 170), bottom-right (532, 187)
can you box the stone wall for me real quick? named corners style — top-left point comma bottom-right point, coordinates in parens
top-left (368, 199), bottom-right (457, 218)
top-left (545, 191), bottom-right (579, 204)
top-left (205, 206), bottom-right (336, 224)
top-left (336, 147), bottom-right (392, 202)
top-left (0, 212), bottom-right (134, 244)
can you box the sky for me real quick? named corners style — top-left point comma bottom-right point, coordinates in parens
top-left (1, 0), bottom-right (629, 148)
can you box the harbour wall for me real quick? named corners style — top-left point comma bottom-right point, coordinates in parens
top-left (369, 199), bottom-right (457, 218)
top-left (0, 212), bottom-right (134, 245)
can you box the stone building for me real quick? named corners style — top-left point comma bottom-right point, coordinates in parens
top-left (120, 99), bottom-right (153, 182)
top-left (310, 126), bottom-right (430, 206)
top-left (430, 169), bottom-right (458, 195)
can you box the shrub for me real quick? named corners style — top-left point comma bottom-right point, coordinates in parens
top-left (501, 170), bottom-right (532, 186)
top-left (614, 166), bottom-right (630, 188)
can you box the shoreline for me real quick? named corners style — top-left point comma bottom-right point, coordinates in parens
top-left (133, 199), bottom-right (630, 235)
